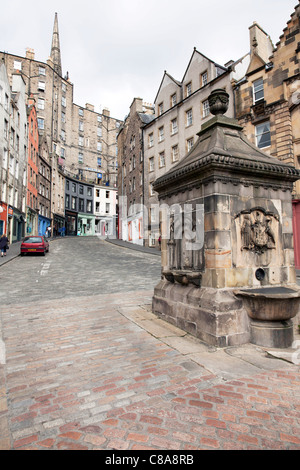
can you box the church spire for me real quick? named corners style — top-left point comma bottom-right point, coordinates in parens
top-left (50, 12), bottom-right (62, 76)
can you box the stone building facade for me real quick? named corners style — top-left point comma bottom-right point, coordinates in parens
top-left (64, 175), bottom-right (95, 236)
top-left (71, 104), bottom-right (120, 188)
top-left (0, 67), bottom-right (28, 242)
top-left (0, 13), bottom-right (122, 188)
top-left (26, 102), bottom-right (39, 236)
top-left (94, 184), bottom-right (118, 238)
top-left (142, 48), bottom-right (248, 247)
top-left (233, 4), bottom-right (300, 266)
top-left (0, 63), bottom-right (12, 236)
top-left (51, 155), bottom-right (65, 237)
top-left (117, 97), bottom-right (154, 244)
top-left (233, 19), bottom-right (299, 171)
top-left (37, 135), bottom-right (51, 236)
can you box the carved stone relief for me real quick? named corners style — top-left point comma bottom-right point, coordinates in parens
top-left (240, 208), bottom-right (278, 254)
top-left (234, 207), bottom-right (280, 267)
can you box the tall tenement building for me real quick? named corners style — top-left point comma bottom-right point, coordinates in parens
top-left (0, 13), bottom-right (122, 188)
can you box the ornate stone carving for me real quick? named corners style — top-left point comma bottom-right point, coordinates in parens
top-left (208, 89), bottom-right (229, 115)
top-left (238, 208), bottom-right (278, 255)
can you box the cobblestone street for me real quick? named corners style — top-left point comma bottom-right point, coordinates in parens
top-left (0, 237), bottom-right (299, 452)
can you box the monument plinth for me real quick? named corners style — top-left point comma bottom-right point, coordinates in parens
top-left (152, 89), bottom-right (300, 348)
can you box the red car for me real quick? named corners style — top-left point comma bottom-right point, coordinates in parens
top-left (20, 236), bottom-right (49, 256)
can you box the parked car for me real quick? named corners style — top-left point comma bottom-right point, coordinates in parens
top-left (20, 236), bottom-right (49, 256)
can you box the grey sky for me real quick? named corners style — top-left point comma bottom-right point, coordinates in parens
top-left (0, 0), bottom-right (298, 120)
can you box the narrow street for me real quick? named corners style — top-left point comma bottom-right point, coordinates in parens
top-left (0, 237), bottom-right (299, 452)
top-left (0, 237), bottom-right (161, 305)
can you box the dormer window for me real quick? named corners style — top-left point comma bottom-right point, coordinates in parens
top-left (186, 82), bottom-right (192, 97)
top-left (201, 72), bottom-right (208, 87)
top-left (158, 102), bottom-right (164, 115)
top-left (171, 93), bottom-right (177, 107)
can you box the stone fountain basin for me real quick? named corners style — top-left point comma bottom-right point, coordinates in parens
top-left (234, 287), bottom-right (300, 321)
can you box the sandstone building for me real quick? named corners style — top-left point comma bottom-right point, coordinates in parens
top-left (233, 3), bottom-right (300, 266)
top-left (26, 102), bottom-right (39, 236)
top-left (94, 184), bottom-right (118, 238)
top-left (51, 152), bottom-right (65, 237)
top-left (118, 48), bottom-right (249, 247)
top-left (117, 97), bottom-right (154, 244)
top-left (37, 135), bottom-right (52, 235)
top-left (0, 13), bottom-right (122, 188)
top-left (0, 64), bottom-right (28, 242)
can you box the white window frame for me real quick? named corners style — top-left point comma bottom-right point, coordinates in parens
top-left (37, 118), bottom-right (45, 129)
top-left (201, 71), bottom-right (208, 87)
top-left (158, 126), bottom-right (164, 142)
top-left (171, 118), bottom-right (178, 135)
top-left (172, 144), bottom-right (179, 163)
top-left (38, 98), bottom-right (45, 110)
top-left (159, 151), bottom-right (165, 168)
top-left (149, 157), bottom-right (154, 172)
top-left (202, 100), bottom-right (210, 118)
top-left (38, 81), bottom-right (45, 91)
top-left (187, 137), bottom-right (194, 152)
top-left (171, 93), bottom-right (177, 107)
top-left (186, 109), bottom-right (193, 127)
top-left (253, 78), bottom-right (264, 103)
top-left (186, 82), bottom-right (192, 97)
top-left (148, 133), bottom-right (154, 148)
top-left (255, 121), bottom-right (271, 149)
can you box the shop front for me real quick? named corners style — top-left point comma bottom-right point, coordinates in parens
top-left (66, 210), bottom-right (78, 236)
top-left (26, 207), bottom-right (38, 236)
top-left (95, 215), bottom-right (116, 239)
top-left (53, 213), bottom-right (65, 237)
top-left (0, 202), bottom-right (8, 236)
top-left (38, 214), bottom-right (51, 237)
top-left (12, 208), bottom-right (26, 242)
top-left (78, 213), bottom-right (95, 236)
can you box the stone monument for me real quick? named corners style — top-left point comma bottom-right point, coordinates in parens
top-left (152, 89), bottom-right (300, 348)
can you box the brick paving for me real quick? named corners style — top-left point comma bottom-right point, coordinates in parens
top-left (0, 238), bottom-right (299, 451)
top-left (0, 291), bottom-right (299, 450)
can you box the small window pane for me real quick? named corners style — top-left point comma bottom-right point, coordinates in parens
top-left (253, 78), bottom-right (264, 103)
top-left (256, 122), bottom-right (271, 148)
